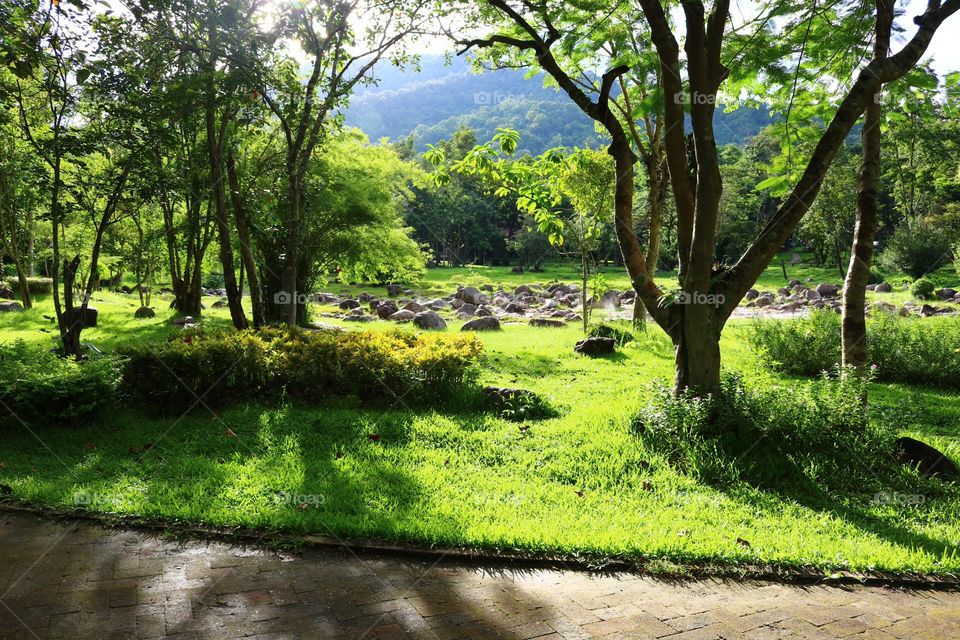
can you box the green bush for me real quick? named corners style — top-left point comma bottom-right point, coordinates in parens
top-left (2, 277), bottom-right (54, 295)
top-left (119, 328), bottom-right (484, 412)
top-left (634, 372), bottom-right (894, 490)
top-left (911, 277), bottom-right (936, 300)
top-left (749, 310), bottom-right (960, 387)
top-left (878, 220), bottom-right (951, 279)
top-left (588, 321), bottom-right (636, 346)
top-left (868, 266), bottom-right (885, 285)
top-left (0, 341), bottom-right (124, 425)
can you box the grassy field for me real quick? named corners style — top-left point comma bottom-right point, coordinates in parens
top-left (1, 255), bottom-right (959, 575)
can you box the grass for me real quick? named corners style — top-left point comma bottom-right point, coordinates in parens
top-left (1, 257), bottom-right (959, 575)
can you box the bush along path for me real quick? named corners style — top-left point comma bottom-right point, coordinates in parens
top-left (1, 510), bottom-right (959, 639)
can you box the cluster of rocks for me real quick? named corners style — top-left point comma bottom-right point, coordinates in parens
top-left (743, 280), bottom-right (960, 318)
top-left (311, 282), bottom-right (618, 331)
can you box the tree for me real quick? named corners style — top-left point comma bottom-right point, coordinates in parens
top-left (446, 0), bottom-right (960, 395)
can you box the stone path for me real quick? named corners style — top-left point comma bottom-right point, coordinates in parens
top-left (1, 512), bottom-right (958, 639)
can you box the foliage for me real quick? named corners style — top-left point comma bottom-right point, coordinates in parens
top-left (589, 322), bottom-right (637, 346)
top-left (635, 372), bottom-right (894, 492)
top-left (119, 328), bottom-right (483, 413)
top-left (0, 341), bottom-right (124, 425)
top-left (749, 311), bottom-right (960, 388)
top-left (2, 277), bottom-right (52, 295)
top-left (911, 277), bottom-right (936, 300)
top-left (879, 219), bottom-right (953, 279)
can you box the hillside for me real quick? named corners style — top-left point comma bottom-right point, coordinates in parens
top-left (343, 55), bottom-right (775, 154)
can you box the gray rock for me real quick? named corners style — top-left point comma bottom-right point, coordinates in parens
top-left (504, 302), bottom-right (526, 315)
top-left (744, 289), bottom-right (759, 301)
top-left (574, 336), bottom-right (616, 357)
top-left (339, 299), bottom-right (361, 310)
top-left (458, 303), bottom-right (477, 317)
top-left (462, 316), bottom-right (501, 332)
top-left (171, 315), bottom-right (195, 327)
top-left (529, 318), bottom-right (565, 328)
top-left (375, 301), bottom-right (399, 319)
top-left (457, 286), bottom-right (487, 305)
top-left (386, 284), bottom-right (403, 297)
top-left (937, 288), bottom-right (957, 300)
top-left (389, 309), bottom-right (415, 322)
top-left (0, 301), bottom-right (24, 313)
top-left (875, 282), bottom-right (892, 293)
top-left (413, 311), bottom-right (447, 330)
top-left (0, 287), bottom-right (13, 300)
top-left (402, 301), bottom-right (426, 314)
top-left (816, 283), bottom-right (841, 298)
top-left (134, 306), bottom-right (156, 319)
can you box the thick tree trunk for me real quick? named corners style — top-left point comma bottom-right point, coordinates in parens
top-left (227, 151), bottom-right (266, 328)
top-left (673, 310), bottom-right (722, 395)
top-left (842, 0), bottom-right (893, 374)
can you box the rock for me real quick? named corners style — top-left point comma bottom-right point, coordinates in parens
top-left (895, 437), bottom-right (960, 480)
top-left (875, 282), bottom-right (892, 293)
top-left (778, 287), bottom-right (791, 297)
top-left (428, 298), bottom-right (450, 310)
top-left (0, 287), bottom-right (14, 300)
top-left (413, 311), bottom-right (447, 330)
top-left (386, 284), bottom-right (403, 297)
top-left (358, 292), bottom-right (377, 303)
top-left (937, 288), bottom-right (957, 300)
top-left (450, 298), bottom-right (464, 310)
top-left (754, 294), bottom-right (774, 308)
top-left (744, 289), bottom-right (759, 301)
top-left (803, 289), bottom-right (822, 301)
top-left (403, 301), bottom-right (426, 314)
top-left (504, 302), bottom-right (526, 315)
top-left (339, 299), bottom-right (361, 310)
top-left (171, 315), bottom-right (195, 327)
top-left (134, 306), bottom-right (156, 319)
top-left (574, 336), bottom-right (616, 357)
top-left (375, 301), bottom-right (398, 319)
top-left (80, 307), bottom-right (98, 328)
top-left (816, 283), bottom-right (841, 298)
top-left (305, 321), bottom-right (344, 332)
top-left (211, 299), bottom-right (228, 308)
top-left (475, 306), bottom-right (493, 317)
top-left (462, 316), bottom-right (501, 332)
top-left (515, 285), bottom-right (533, 296)
top-left (600, 290), bottom-right (622, 308)
top-left (457, 286), bottom-right (487, 305)
top-left (788, 279), bottom-right (801, 287)
top-left (345, 314), bottom-right (375, 322)
top-left (388, 309), bottom-right (415, 322)
top-left (920, 304), bottom-right (938, 317)
top-left (529, 318), bottom-right (565, 328)
top-left (458, 303), bottom-right (477, 317)
top-left (0, 301), bottom-right (24, 313)
top-left (313, 293), bottom-right (340, 304)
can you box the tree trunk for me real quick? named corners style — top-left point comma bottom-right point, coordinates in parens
top-left (4, 232), bottom-right (32, 309)
top-left (842, 0), bottom-right (893, 374)
top-left (227, 151), bottom-right (266, 328)
top-left (672, 309), bottom-right (722, 395)
top-left (281, 172), bottom-right (301, 327)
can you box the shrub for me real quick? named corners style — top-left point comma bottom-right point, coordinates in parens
top-left (878, 220), bottom-right (951, 279)
top-left (635, 372), bottom-right (895, 491)
top-left (748, 310), bottom-right (960, 387)
top-left (911, 277), bottom-right (936, 300)
top-left (119, 328), bottom-right (483, 413)
top-left (589, 321), bottom-right (636, 346)
top-left (868, 266), bottom-right (885, 285)
top-left (2, 277), bottom-right (53, 295)
top-left (0, 341), bottom-right (124, 425)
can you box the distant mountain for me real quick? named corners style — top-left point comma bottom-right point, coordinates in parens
top-left (342, 55), bottom-right (774, 154)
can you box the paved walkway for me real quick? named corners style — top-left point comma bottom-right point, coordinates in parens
top-left (0, 512), bottom-right (958, 639)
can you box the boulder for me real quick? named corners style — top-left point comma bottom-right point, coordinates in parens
top-left (171, 315), bottom-right (196, 328)
top-left (936, 288), bottom-right (957, 300)
top-left (358, 292), bottom-right (377, 303)
top-left (339, 299), bottom-right (361, 310)
top-left (803, 289), bottom-right (822, 302)
top-left (816, 283), bottom-right (841, 298)
top-left (345, 314), bottom-right (375, 322)
top-left (895, 437), bottom-right (959, 480)
top-left (305, 321), bottom-right (344, 332)
top-left (211, 299), bottom-right (228, 309)
top-left (874, 282), bottom-right (892, 293)
top-left (515, 285), bottom-right (533, 296)
top-left (600, 290), bottom-right (622, 308)
top-left (574, 336), bottom-right (616, 357)
top-left (504, 302), bottom-right (526, 315)
top-left (458, 303), bottom-right (477, 317)
top-left (375, 301), bottom-right (399, 319)
top-left (134, 306), bottom-right (156, 319)
top-left (754, 294), bottom-right (774, 308)
top-left (0, 301), bottom-right (24, 313)
top-left (920, 304), bottom-right (938, 318)
top-left (403, 301), bottom-right (426, 314)
top-left (428, 298), bottom-right (450, 310)
top-left (450, 298), bottom-right (464, 310)
top-left (457, 286), bottom-right (487, 305)
top-left (388, 309), bottom-right (415, 322)
top-left (413, 311), bottom-right (447, 330)
top-left (529, 318), bottom-right (565, 328)
top-left (386, 284), bottom-right (403, 297)
top-left (0, 287), bottom-right (14, 300)
top-left (462, 316), bottom-right (501, 332)
top-left (744, 289), bottom-right (759, 301)
top-left (475, 306), bottom-right (493, 317)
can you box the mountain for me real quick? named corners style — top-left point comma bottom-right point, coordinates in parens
top-left (342, 55), bottom-right (774, 154)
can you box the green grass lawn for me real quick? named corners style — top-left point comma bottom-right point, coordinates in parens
top-left (1, 257), bottom-right (959, 576)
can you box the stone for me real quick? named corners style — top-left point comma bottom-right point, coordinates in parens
top-left (475, 306), bottom-right (493, 317)
top-left (816, 283), bottom-right (841, 298)
top-left (305, 321), bottom-right (344, 332)
top-left (574, 336), bottom-right (616, 357)
top-left (345, 314), bottom-right (375, 322)
top-left (462, 316), bottom-right (501, 332)
top-left (529, 318), bottom-right (564, 328)
top-left (600, 290), bottom-right (622, 308)
top-left (403, 301), bottom-right (426, 314)
top-left (755, 294), bottom-right (774, 308)
top-left (339, 299), bottom-right (361, 310)
top-left (744, 289), bottom-right (759, 301)
top-left (920, 304), bottom-right (938, 317)
top-left (388, 309), bottom-right (415, 322)
top-left (428, 298), bottom-right (450, 310)
top-left (515, 285), bottom-right (533, 296)
top-left (212, 299), bottom-right (228, 309)
top-left (134, 306), bottom-right (156, 319)
top-left (171, 315), bottom-right (196, 327)
top-left (375, 301), bottom-right (398, 319)
top-left (936, 288), bottom-right (957, 300)
top-left (386, 284), bottom-right (403, 297)
top-left (504, 302), bottom-right (526, 315)
top-left (803, 289), bottom-right (822, 301)
top-left (450, 298), bottom-right (464, 310)
top-left (358, 292), bottom-right (377, 303)
top-left (0, 301), bottom-right (24, 313)
top-left (457, 286), bottom-right (487, 305)
top-left (413, 311), bottom-right (446, 330)
top-left (895, 437), bottom-right (960, 480)
top-left (875, 282), bottom-right (892, 293)
top-left (0, 287), bottom-right (14, 300)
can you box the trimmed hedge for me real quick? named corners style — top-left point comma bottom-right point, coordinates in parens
top-left (119, 328), bottom-right (484, 412)
top-left (2, 277), bottom-right (54, 295)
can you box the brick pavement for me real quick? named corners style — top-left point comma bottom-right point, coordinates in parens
top-left (0, 511), bottom-right (958, 639)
